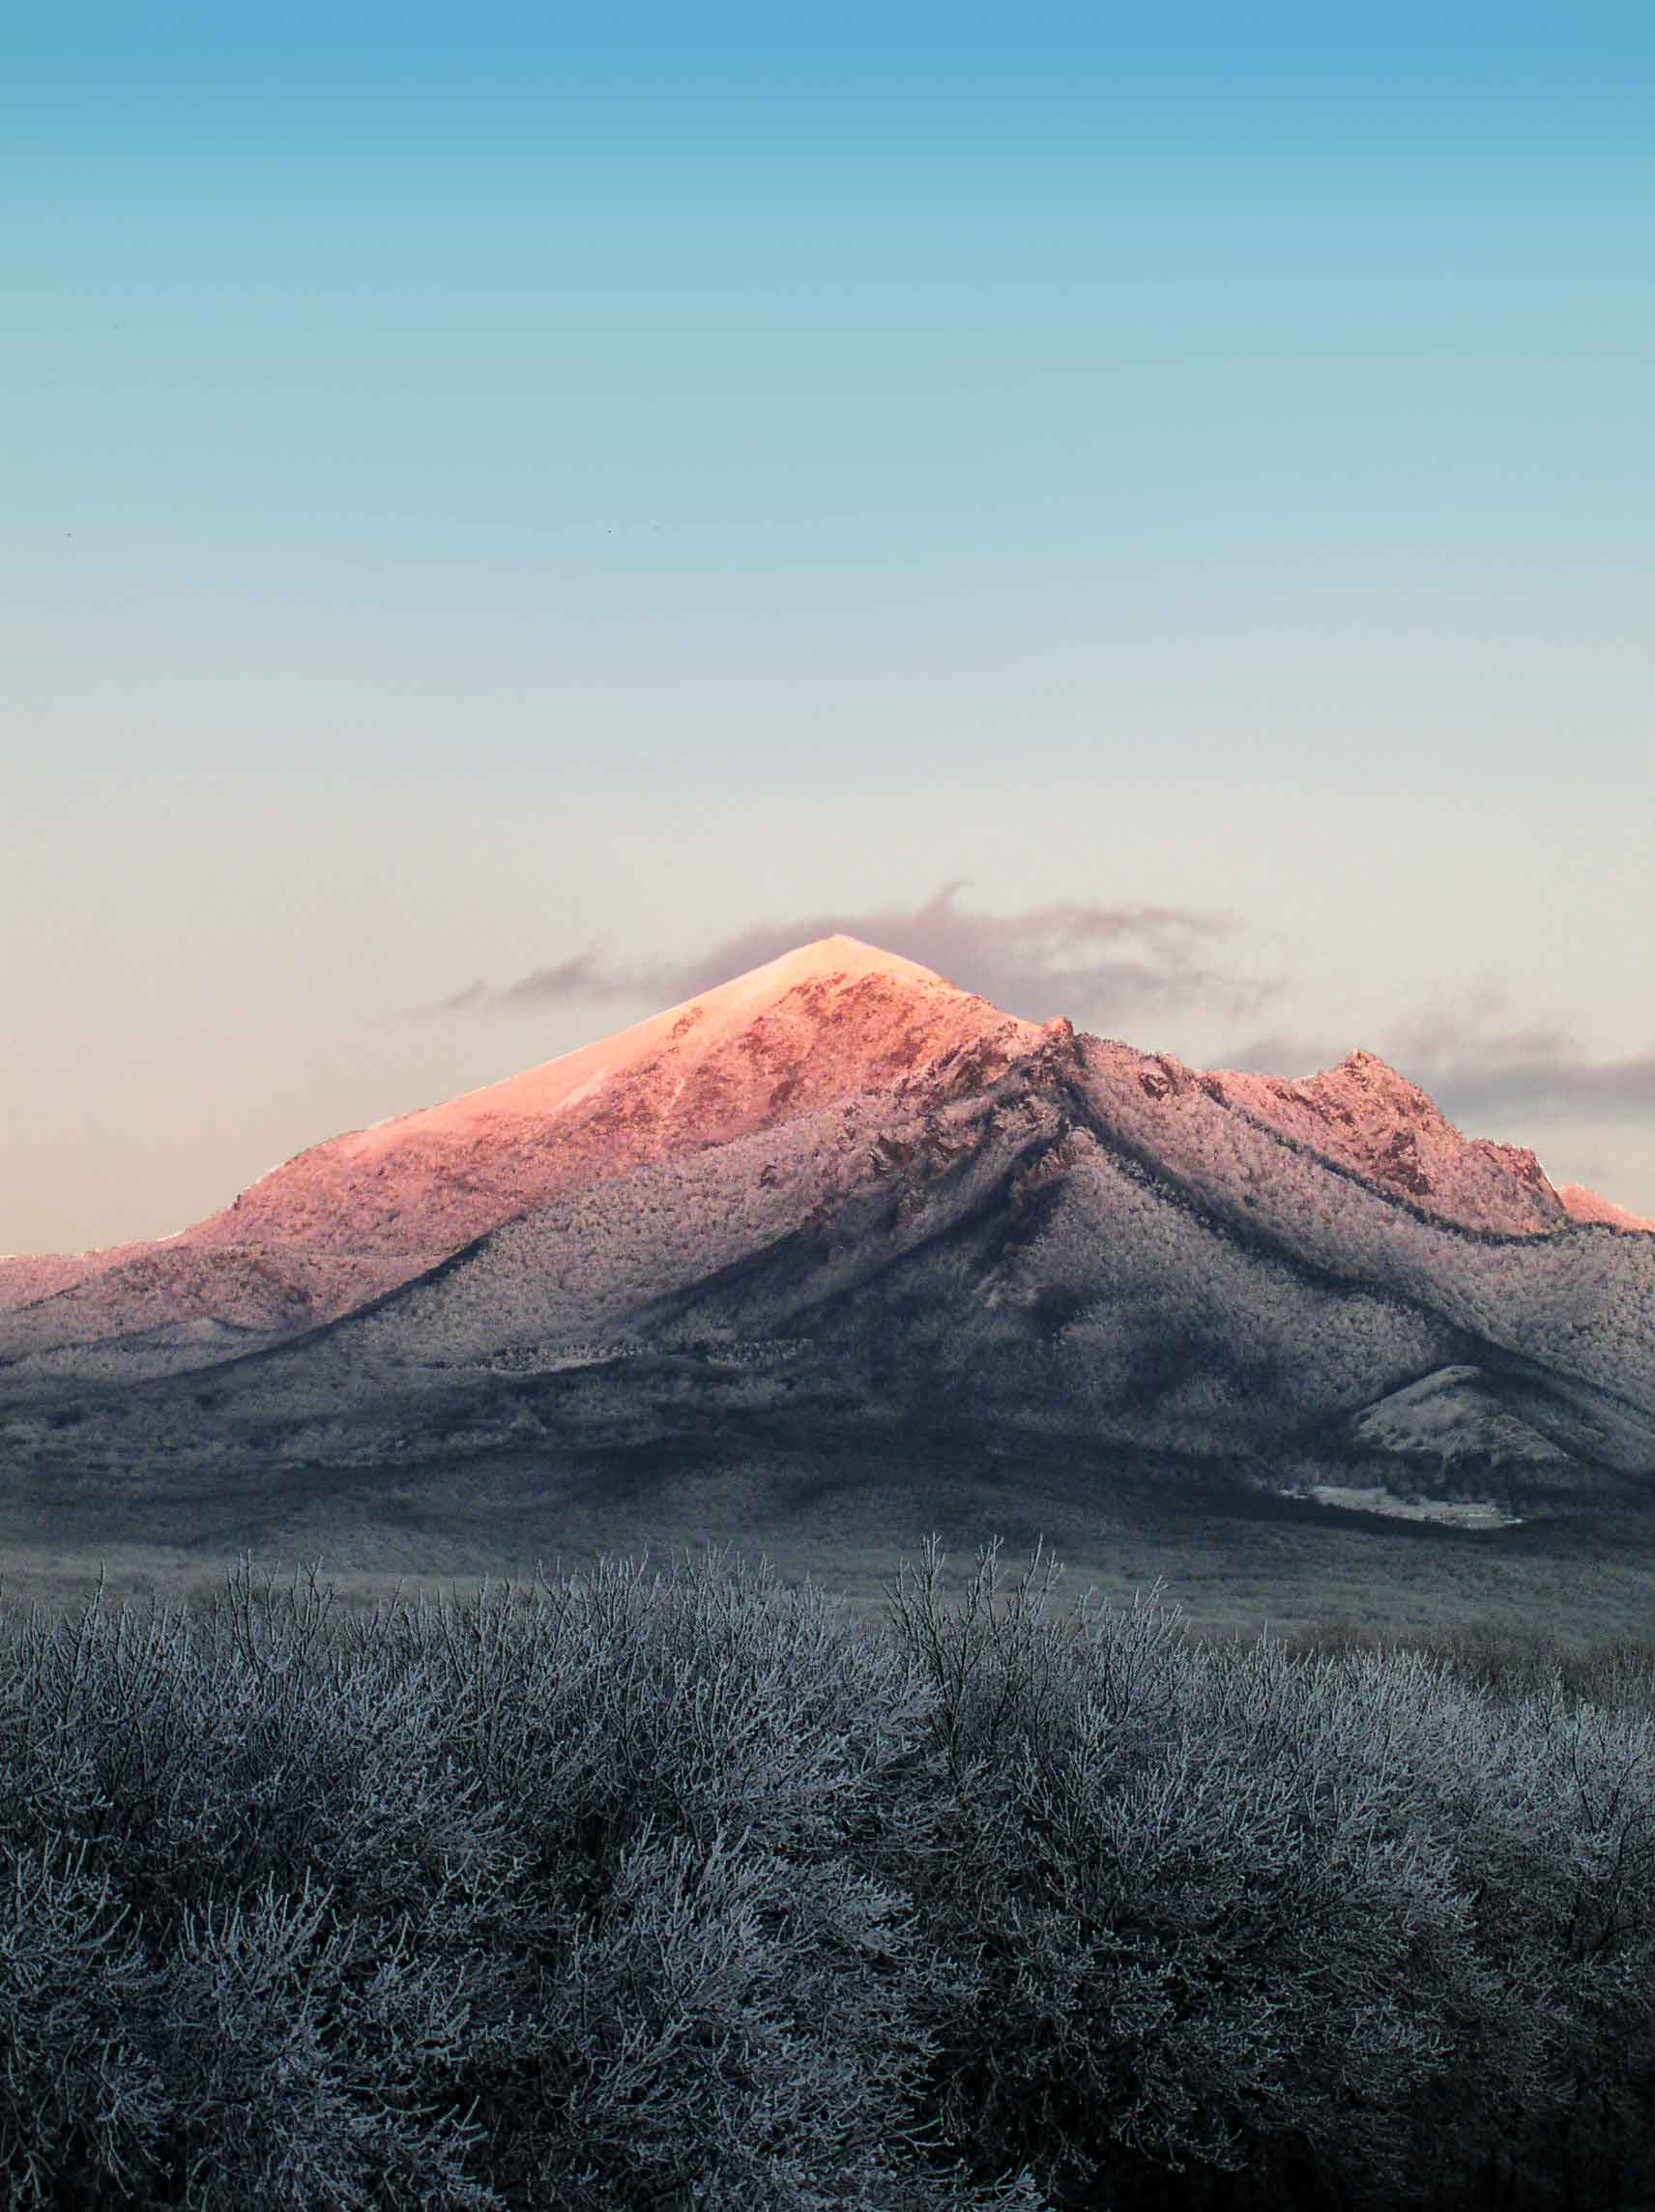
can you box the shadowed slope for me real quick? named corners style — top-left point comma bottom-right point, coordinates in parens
top-left (2, 941), bottom-right (1648, 1510)
top-left (28, 1016), bottom-right (1647, 1506)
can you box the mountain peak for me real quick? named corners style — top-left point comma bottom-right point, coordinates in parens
top-left (126, 926), bottom-right (1037, 1297)
top-left (677, 934), bottom-right (957, 1017)
top-left (1204, 1049), bottom-right (1569, 1232)
top-left (1331, 1048), bottom-right (1430, 1092)
top-left (784, 932), bottom-right (926, 969)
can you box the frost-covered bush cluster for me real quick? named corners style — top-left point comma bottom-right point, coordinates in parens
top-left (3, 1538), bottom-right (1654, 2211)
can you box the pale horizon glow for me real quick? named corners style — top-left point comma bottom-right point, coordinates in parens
top-left (5, 3), bottom-right (1652, 1249)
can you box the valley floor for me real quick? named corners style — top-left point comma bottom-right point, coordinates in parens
top-left (5, 1428), bottom-right (1654, 1646)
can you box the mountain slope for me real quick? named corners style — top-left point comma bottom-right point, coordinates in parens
top-left (1558, 1183), bottom-right (1655, 1232)
top-left (2, 938), bottom-right (1649, 1511)
top-left (1206, 1050), bottom-right (1571, 1234)
top-left (1, 939), bottom-right (1034, 1361)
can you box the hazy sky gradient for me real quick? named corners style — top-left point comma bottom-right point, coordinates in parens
top-left (5, 3), bottom-right (1652, 1250)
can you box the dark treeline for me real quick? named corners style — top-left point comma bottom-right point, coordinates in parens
top-left (2, 1534), bottom-right (1653, 2211)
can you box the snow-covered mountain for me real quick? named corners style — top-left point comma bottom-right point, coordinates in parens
top-left (0, 939), bottom-right (1034, 1349)
top-left (1206, 1050), bottom-right (1572, 1234)
top-left (2, 937), bottom-right (1650, 1507)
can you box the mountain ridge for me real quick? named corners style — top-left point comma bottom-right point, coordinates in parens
top-left (0, 938), bottom-right (1037, 1336)
top-left (7, 937), bottom-right (1645, 1288)
top-left (3, 935), bottom-right (1650, 1517)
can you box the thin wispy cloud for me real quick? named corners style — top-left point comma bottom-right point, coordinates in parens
top-left (1409, 1039), bottom-right (1655, 1126)
top-left (1379, 988), bottom-right (1653, 1123)
top-left (1221, 987), bottom-right (1655, 1125)
top-left (438, 883), bottom-right (1275, 1033)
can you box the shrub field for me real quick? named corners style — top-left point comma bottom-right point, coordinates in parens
top-left (3, 1535), bottom-right (1654, 2210)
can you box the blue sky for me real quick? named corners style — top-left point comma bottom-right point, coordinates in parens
top-left (5, 2), bottom-right (1653, 1246)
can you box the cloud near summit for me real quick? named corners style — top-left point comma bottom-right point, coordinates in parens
top-left (443, 885), bottom-right (1273, 1033)
top-left (1219, 987), bottom-right (1655, 1127)
top-left (1396, 1016), bottom-right (1655, 1127)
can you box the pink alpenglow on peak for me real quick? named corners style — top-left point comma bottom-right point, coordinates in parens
top-left (0, 938), bottom-right (1037, 1344)
top-left (200, 933), bottom-right (1032, 1246)
top-left (1202, 1049), bottom-right (1580, 1236)
top-left (1558, 1184), bottom-right (1655, 1233)
top-left (0, 935), bottom-right (1648, 1363)
top-left (408, 934), bottom-right (993, 1134)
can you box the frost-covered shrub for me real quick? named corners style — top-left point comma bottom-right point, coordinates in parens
top-left (363, 1546), bottom-right (1051, 2207)
top-left (4, 1537), bottom-right (1655, 2210)
top-left (1389, 1675), bottom-right (1655, 2208)
top-left (0, 1551), bottom-right (1055, 2210)
top-left (0, 1835), bottom-right (171, 2209)
top-left (462, 1814), bottom-right (1047, 2210)
top-left (143, 1870), bottom-right (505, 2210)
top-left (876, 1536), bottom-right (1655, 2211)
top-left (0, 1562), bottom-right (532, 1979)
top-left (882, 1540), bottom-right (1466, 2198)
